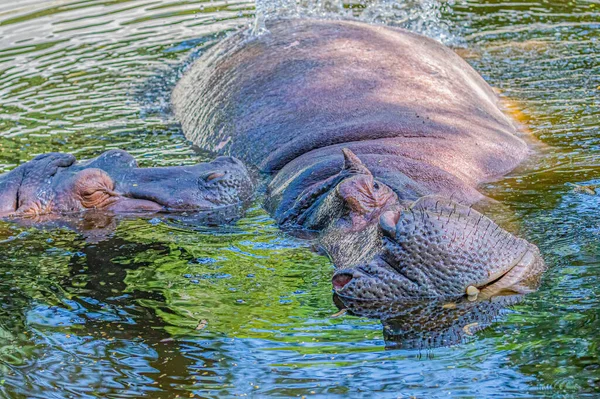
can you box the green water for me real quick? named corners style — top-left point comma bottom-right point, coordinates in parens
top-left (0, 0), bottom-right (598, 397)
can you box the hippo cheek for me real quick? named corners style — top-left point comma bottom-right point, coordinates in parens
top-left (478, 244), bottom-right (545, 299)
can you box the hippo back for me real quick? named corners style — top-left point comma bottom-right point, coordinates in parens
top-left (173, 19), bottom-right (528, 188)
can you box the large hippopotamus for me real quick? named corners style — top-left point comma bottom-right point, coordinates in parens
top-left (172, 18), bottom-right (545, 302)
top-left (0, 149), bottom-right (253, 220)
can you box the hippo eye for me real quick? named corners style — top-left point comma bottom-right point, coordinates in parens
top-left (205, 172), bottom-right (225, 182)
top-left (73, 169), bottom-right (118, 209)
top-left (373, 182), bottom-right (380, 190)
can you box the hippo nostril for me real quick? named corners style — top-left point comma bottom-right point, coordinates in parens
top-left (332, 272), bottom-right (353, 290)
top-left (205, 172), bottom-right (225, 182)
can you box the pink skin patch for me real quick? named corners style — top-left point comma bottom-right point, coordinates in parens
top-left (337, 174), bottom-right (398, 232)
top-left (332, 273), bottom-right (353, 290)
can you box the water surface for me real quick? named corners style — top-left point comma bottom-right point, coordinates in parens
top-left (0, 0), bottom-right (599, 397)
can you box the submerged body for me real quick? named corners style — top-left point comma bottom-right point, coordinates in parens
top-left (173, 18), bottom-right (545, 301)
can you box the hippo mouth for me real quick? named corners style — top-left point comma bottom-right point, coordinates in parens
top-left (332, 244), bottom-right (543, 302)
top-left (331, 195), bottom-right (546, 302)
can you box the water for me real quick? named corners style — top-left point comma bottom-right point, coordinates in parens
top-left (0, 0), bottom-right (598, 397)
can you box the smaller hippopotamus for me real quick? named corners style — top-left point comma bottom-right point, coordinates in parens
top-left (0, 150), bottom-right (253, 221)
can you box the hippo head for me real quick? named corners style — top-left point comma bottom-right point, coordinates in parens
top-left (0, 150), bottom-right (253, 219)
top-left (289, 149), bottom-right (545, 302)
top-left (331, 195), bottom-right (545, 301)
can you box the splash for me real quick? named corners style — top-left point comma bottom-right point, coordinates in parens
top-left (252, 0), bottom-right (348, 35)
top-left (360, 0), bottom-right (461, 45)
top-left (252, 0), bottom-right (463, 45)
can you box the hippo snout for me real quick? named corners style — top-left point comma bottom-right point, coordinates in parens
top-left (332, 195), bottom-right (546, 302)
top-left (332, 260), bottom-right (424, 302)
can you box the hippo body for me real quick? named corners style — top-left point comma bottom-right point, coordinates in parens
top-left (174, 19), bottom-right (528, 208)
top-left (173, 19), bottom-right (545, 302)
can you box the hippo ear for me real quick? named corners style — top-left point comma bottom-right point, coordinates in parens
top-left (342, 148), bottom-right (371, 175)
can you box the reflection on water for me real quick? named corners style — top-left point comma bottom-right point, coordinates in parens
top-left (0, 0), bottom-right (599, 397)
top-left (334, 293), bottom-right (526, 350)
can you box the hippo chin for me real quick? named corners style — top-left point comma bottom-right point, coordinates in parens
top-left (330, 194), bottom-right (544, 301)
top-left (0, 149), bottom-right (253, 219)
top-left (173, 18), bottom-right (546, 302)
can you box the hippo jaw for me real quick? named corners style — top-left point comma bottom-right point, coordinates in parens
top-left (332, 196), bottom-right (546, 302)
top-left (1, 150), bottom-right (253, 218)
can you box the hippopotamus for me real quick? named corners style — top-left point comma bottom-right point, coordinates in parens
top-left (0, 149), bottom-right (253, 220)
top-left (172, 18), bottom-right (546, 302)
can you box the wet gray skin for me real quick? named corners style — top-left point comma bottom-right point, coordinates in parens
top-left (267, 149), bottom-right (546, 303)
top-left (312, 156), bottom-right (547, 302)
top-left (0, 149), bottom-right (253, 219)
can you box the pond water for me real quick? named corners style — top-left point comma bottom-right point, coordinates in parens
top-left (0, 0), bottom-right (599, 397)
